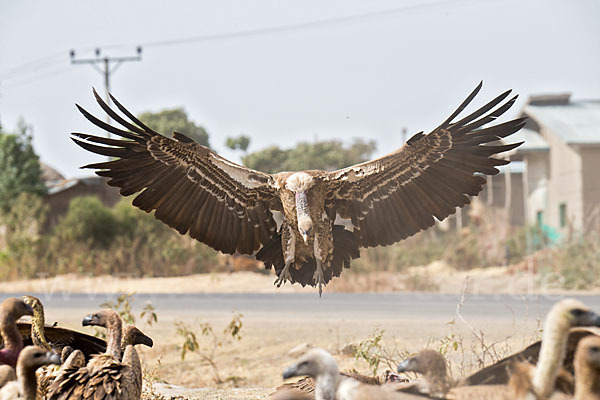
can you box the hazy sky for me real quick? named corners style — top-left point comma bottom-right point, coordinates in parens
top-left (1, 0), bottom-right (598, 178)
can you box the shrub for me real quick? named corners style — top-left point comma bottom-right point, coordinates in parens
top-left (52, 196), bottom-right (118, 249)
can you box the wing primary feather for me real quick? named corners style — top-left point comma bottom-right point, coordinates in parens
top-left (438, 81), bottom-right (483, 128)
top-left (92, 88), bottom-right (150, 137)
top-left (449, 89), bottom-right (512, 129)
top-left (75, 104), bottom-right (142, 141)
top-left (72, 132), bottom-right (137, 147)
top-left (72, 138), bottom-right (126, 158)
top-left (108, 92), bottom-right (160, 136)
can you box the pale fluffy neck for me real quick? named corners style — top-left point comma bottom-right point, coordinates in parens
top-left (315, 367), bottom-right (340, 400)
top-left (531, 307), bottom-right (571, 397)
top-left (16, 363), bottom-right (37, 400)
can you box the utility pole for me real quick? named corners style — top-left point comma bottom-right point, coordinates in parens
top-left (70, 47), bottom-right (142, 128)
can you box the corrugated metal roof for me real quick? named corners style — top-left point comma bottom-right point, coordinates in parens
top-left (46, 179), bottom-right (79, 195)
top-left (524, 100), bottom-right (600, 144)
top-left (509, 128), bottom-right (549, 152)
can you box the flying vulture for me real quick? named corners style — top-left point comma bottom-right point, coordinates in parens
top-left (71, 82), bottom-right (524, 294)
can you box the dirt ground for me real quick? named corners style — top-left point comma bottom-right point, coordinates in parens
top-left (3, 263), bottom-right (589, 399)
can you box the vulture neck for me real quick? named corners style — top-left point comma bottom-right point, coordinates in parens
top-left (16, 362), bottom-right (37, 400)
top-left (295, 192), bottom-right (310, 220)
top-left (0, 311), bottom-right (23, 353)
top-left (105, 316), bottom-right (123, 360)
top-left (314, 366), bottom-right (340, 400)
top-left (531, 306), bottom-right (571, 398)
top-left (425, 365), bottom-right (452, 396)
top-left (30, 307), bottom-right (50, 351)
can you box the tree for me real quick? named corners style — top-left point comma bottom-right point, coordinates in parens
top-left (242, 139), bottom-right (376, 173)
top-left (138, 108), bottom-right (210, 147)
top-left (225, 135), bottom-right (250, 153)
top-left (0, 119), bottom-right (46, 212)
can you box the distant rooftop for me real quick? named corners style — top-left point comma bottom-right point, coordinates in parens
top-left (522, 96), bottom-right (600, 145)
top-left (510, 128), bottom-right (549, 152)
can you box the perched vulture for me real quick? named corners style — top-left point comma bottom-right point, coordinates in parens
top-left (72, 82), bottom-right (524, 294)
top-left (16, 296), bottom-right (106, 361)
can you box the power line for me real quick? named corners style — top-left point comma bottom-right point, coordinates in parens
top-left (70, 47), bottom-right (143, 127)
top-left (0, 0), bottom-right (463, 81)
top-left (140, 0), bottom-right (459, 48)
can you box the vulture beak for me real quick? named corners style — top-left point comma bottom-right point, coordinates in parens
top-left (282, 365), bottom-right (298, 380)
top-left (396, 358), bottom-right (412, 373)
top-left (301, 231), bottom-right (310, 243)
top-left (140, 334), bottom-right (154, 348)
top-left (576, 310), bottom-right (600, 327)
top-left (81, 314), bottom-right (95, 327)
top-left (46, 352), bottom-right (61, 365)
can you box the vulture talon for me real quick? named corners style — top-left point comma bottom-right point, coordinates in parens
top-left (274, 263), bottom-right (292, 287)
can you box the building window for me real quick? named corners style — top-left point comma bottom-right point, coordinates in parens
top-left (536, 211), bottom-right (543, 226)
top-left (559, 203), bottom-right (567, 228)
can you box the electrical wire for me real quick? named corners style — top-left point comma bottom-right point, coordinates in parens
top-left (0, 0), bottom-right (464, 86)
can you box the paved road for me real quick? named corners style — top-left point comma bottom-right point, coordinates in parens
top-left (2, 292), bottom-right (599, 321)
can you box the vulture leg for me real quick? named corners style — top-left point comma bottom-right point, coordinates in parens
top-left (275, 225), bottom-right (296, 287)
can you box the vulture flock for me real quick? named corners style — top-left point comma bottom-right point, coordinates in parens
top-left (272, 298), bottom-right (600, 400)
top-left (2, 295), bottom-right (600, 399)
top-left (73, 82), bottom-right (524, 295)
top-left (0, 296), bottom-right (152, 399)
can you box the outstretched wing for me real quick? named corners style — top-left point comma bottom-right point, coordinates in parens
top-left (329, 82), bottom-right (525, 247)
top-left (17, 323), bottom-right (106, 360)
top-left (72, 89), bottom-right (280, 255)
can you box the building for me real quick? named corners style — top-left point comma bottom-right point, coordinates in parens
top-left (508, 94), bottom-right (600, 237)
top-left (41, 163), bottom-right (121, 228)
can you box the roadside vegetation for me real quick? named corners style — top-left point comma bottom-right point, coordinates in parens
top-left (0, 113), bottom-right (598, 290)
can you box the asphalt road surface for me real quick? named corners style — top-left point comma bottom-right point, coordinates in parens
top-left (2, 292), bottom-right (599, 322)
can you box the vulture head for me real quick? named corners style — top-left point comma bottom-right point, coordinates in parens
top-left (282, 348), bottom-right (339, 380)
top-left (552, 299), bottom-right (600, 331)
top-left (576, 335), bottom-right (600, 373)
top-left (0, 297), bottom-right (34, 321)
top-left (122, 325), bottom-right (154, 348)
top-left (397, 349), bottom-right (447, 376)
top-left (18, 345), bottom-right (60, 370)
top-left (82, 309), bottom-right (122, 330)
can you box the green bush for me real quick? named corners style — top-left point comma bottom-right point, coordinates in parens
top-left (35, 196), bottom-right (219, 278)
top-left (52, 196), bottom-right (118, 249)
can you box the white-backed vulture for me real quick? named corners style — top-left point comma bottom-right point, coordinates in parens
top-left (0, 346), bottom-right (60, 400)
top-left (462, 328), bottom-right (598, 387)
top-left (38, 325), bottom-right (152, 400)
top-left (396, 349), bottom-right (513, 399)
top-left (18, 296), bottom-right (106, 361)
top-left (396, 300), bottom-right (600, 400)
top-left (281, 348), bottom-right (425, 399)
top-left (506, 299), bottom-right (600, 399)
top-left (71, 82), bottom-right (524, 294)
top-left (0, 298), bottom-right (34, 367)
top-left (271, 370), bottom-right (405, 400)
top-left (46, 310), bottom-right (143, 400)
top-left (573, 335), bottom-right (600, 400)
